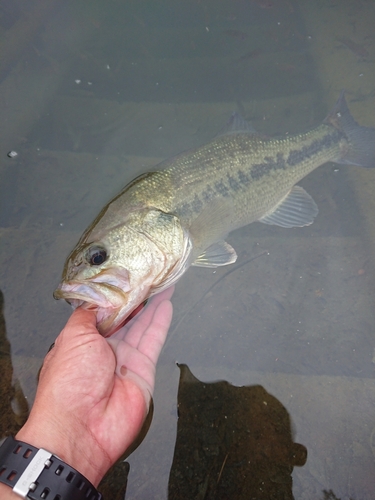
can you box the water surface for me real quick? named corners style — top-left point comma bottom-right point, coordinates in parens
top-left (1, 0), bottom-right (375, 498)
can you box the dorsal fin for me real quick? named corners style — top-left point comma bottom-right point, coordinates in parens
top-left (217, 112), bottom-right (257, 136)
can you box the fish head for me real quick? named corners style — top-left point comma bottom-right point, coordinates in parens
top-left (53, 243), bottom-right (134, 337)
top-left (54, 209), bottom-right (192, 336)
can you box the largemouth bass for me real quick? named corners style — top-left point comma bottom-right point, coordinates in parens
top-left (54, 92), bottom-right (375, 336)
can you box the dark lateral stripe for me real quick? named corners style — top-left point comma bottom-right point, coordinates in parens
top-left (202, 184), bottom-right (216, 202)
top-left (227, 174), bottom-right (241, 191)
top-left (249, 130), bottom-right (341, 180)
top-left (192, 193), bottom-right (203, 213)
top-left (177, 129), bottom-right (342, 218)
top-left (250, 152), bottom-right (286, 181)
top-left (286, 130), bottom-right (341, 167)
top-left (214, 180), bottom-right (230, 197)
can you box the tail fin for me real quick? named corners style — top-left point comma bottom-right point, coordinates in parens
top-left (324, 90), bottom-right (375, 168)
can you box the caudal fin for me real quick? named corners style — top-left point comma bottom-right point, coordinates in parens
top-left (324, 90), bottom-right (375, 168)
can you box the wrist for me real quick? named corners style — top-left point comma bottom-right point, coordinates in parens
top-left (0, 435), bottom-right (103, 499)
top-left (15, 409), bottom-right (110, 487)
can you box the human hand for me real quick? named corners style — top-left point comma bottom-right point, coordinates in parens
top-left (15, 287), bottom-right (174, 488)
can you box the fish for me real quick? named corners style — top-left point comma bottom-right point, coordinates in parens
top-left (54, 91), bottom-right (375, 336)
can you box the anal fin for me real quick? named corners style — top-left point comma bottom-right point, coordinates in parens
top-left (259, 185), bottom-right (318, 228)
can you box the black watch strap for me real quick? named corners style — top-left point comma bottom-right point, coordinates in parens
top-left (0, 436), bottom-right (103, 500)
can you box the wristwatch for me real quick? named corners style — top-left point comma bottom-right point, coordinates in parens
top-left (0, 436), bottom-right (103, 499)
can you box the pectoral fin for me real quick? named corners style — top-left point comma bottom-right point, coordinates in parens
top-left (193, 241), bottom-right (237, 268)
top-left (259, 185), bottom-right (318, 228)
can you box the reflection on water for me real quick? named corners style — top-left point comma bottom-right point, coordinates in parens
top-left (0, 0), bottom-right (375, 498)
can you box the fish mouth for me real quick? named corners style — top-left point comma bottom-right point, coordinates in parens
top-left (54, 281), bottom-right (130, 336)
top-left (53, 267), bottom-right (134, 336)
top-left (53, 282), bottom-right (124, 308)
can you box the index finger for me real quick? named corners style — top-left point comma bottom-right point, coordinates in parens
top-left (113, 286), bottom-right (175, 345)
top-left (137, 299), bottom-right (173, 365)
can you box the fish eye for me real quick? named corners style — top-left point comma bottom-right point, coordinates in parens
top-left (86, 246), bottom-right (107, 266)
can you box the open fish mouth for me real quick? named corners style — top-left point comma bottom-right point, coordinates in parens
top-left (53, 278), bottom-right (131, 336)
top-left (53, 281), bottom-right (126, 308)
top-left (54, 266), bottom-right (131, 304)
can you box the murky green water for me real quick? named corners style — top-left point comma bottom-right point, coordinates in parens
top-left (1, 0), bottom-right (375, 498)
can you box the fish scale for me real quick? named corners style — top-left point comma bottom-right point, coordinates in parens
top-left (120, 125), bottom-right (344, 232)
top-left (54, 92), bottom-right (375, 336)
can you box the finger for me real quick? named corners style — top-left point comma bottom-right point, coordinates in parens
top-left (120, 287), bottom-right (175, 348)
top-left (110, 303), bottom-right (155, 346)
top-left (137, 299), bottom-right (173, 365)
top-left (113, 299), bottom-right (173, 397)
top-left (155, 285), bottom-right (175, 302)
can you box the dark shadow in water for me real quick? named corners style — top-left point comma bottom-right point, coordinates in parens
top-left (168, 364), bottom-right (307, 500)
top-left (98, 461), bottom-right (129, 500)
top-left (0, 290), bottom-right (29, 438)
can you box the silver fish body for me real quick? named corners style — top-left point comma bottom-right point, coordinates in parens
top-left (54, 92), bottom-right (375, 335)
